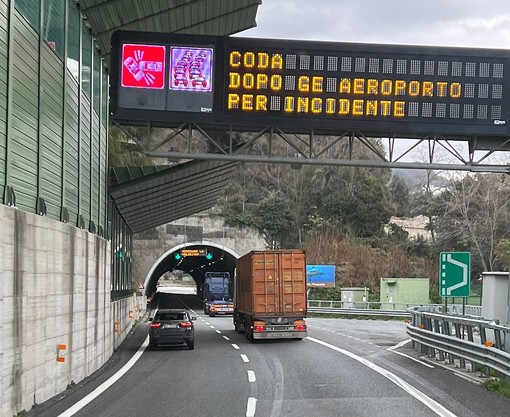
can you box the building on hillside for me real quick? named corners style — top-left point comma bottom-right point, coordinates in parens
top-left (386, 215), bottom-right (432, 240)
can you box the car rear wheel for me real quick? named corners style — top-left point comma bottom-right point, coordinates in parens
top-left (149, 338), bottom-right (157, 350)
top-left (187, 340), bottom-right (195, 350)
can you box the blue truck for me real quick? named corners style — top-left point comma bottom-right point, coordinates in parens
top-left (203, 272), bottom-right (234, 316)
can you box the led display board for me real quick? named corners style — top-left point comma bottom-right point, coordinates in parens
top-left (110, 31), bottom-right (510, 140)
top-left (180, 249), bottom-right (207, 257)
top-left (121, 43), bottom-right (166, 89)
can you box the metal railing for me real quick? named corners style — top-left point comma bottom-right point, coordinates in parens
top-left (307, 306), bottom-right (412, 317)
top-left (307, 300), bottom-right (482, 318)
top-left (407, 308), bottom-right (510, 378)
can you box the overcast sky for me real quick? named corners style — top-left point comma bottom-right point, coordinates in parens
top-left (238, 0), bottom-right (510, 166)
top-left (242, 0), bottom-right (510, 49)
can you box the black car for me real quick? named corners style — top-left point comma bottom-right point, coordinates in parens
top-left (149, 309), bottom-right (196, 350)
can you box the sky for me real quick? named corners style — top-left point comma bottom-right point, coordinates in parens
top-left (241, 0), bottom-right (510, 49)
top-left (236, 1), bottom-right (510, 167)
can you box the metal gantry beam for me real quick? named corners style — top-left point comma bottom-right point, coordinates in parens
top-left (114, 121), bottom-right (510, 174)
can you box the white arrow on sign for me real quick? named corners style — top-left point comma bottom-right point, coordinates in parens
top-left (445, 254), bottom-right (468, 295)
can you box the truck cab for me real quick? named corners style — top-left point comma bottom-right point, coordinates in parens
top-left (203, 272), bottom-right (233, 316)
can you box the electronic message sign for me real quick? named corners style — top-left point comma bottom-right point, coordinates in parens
top-left (110, 31), bottom-right (510, 141)
top-left (121, 43), bottom-right (166, 89)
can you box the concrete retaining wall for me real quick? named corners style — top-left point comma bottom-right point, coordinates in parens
top-left (0, 205), bottom-right (143, 417)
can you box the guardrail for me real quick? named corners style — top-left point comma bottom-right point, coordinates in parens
top-left (407, 308), bottom-right (510, 378)
top-left (308, 306), bottom-right (411, 317)
top-left (307, 300), bottom-right (482, 318)
top-left (308, 300), bottom-right (509, 377)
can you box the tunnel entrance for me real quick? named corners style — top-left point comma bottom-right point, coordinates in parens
top-left (144, 242), bottom-right (240, 297)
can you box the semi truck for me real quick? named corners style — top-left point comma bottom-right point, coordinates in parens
top-left (233, 250), bottom-right (308, 341)
top-left (203, 271), bottom-right (234, 316)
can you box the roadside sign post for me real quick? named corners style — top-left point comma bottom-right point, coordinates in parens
top-left (439, 252), bottom-right (471, 301)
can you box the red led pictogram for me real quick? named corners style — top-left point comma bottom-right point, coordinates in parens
top-left (121, 44), bottom-right (166, 89)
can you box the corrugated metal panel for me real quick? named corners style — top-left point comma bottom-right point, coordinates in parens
top-left (80, 93), bottom-right (92, 221)
top-left (0, 0), bottom-right (8, 197)
top-left (64, 76), bottom-right (80, 221)
top-left (10, 14), bottom-right (38, 211)
top-left (100, 124), bottom-right (107, 229)
top-left (79, 0), bottom-right (261, 62)
top-left (110, 159), bottom-right (238, 233)
top-left (91, 115), bottom-right (100, 225)
top-left (40, 47), bottom-right (64, 220)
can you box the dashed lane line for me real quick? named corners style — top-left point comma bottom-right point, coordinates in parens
top-left (247, 370), bottom-right (256, 382)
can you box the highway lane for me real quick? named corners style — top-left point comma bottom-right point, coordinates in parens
top-left (26, 293), bottom-right (510, 417)
top-left (306, 318), bottom-right (510, 417)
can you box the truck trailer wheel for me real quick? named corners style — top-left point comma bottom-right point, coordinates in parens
top-left (245, 319), bottom-right (255, 342)
top-left (234, 317), bottom-right (243, 333)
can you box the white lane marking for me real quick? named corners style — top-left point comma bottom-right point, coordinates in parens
top-left (387, 339), bottom-right (433, 368)
top-left (241, 354), bottom-right (250, 363)
top-left (246, 397), bottom-right (257, 417)
top-left (205, 322), bottom-right (210, 325)
top-left (216, 330), bottom-right (222, 334)
top-left (307, 337), bottom-right (457, 417)
top-left (223, 336), bottom-right (230, 341)
top-left (57, 336), bottom-right (150, 417)
top-left (389, 339), bottom-right (412, 350)
top-left (231, 343), bottom-right (240, 350)
top-left (247, 370), bottom-right (256, 382)
top-left (210, 325), bottom-right (215, 329)
top-left (389, 349), bottom-right (435, 368)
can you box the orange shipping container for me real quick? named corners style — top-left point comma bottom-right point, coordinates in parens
top-left (235, 250), bottom-right (307, 316)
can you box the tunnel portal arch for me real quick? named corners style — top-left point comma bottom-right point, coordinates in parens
top-left (144, 241), bottom-right (241, 296)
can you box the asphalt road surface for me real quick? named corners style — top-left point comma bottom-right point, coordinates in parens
top-left (27, 292), bottom-right (510, 417)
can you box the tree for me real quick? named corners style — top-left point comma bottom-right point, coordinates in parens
top-left (220, 134), bottom-right (394, 244)
top-left (108, 125), bottom-right (154, 168)
top-left (388, 175), bottom-right (411, 217)
top-left (254, 195), bottom-right (294, 248)
top-left (435, 174), bottom-right (510, 273)
top-left (312, 167), bottom-right (394, 237)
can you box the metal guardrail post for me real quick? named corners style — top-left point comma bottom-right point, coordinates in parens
top-left (407, 308), bottom-right (510, 379)
top-left (495, 329), bottom-right (503, 350)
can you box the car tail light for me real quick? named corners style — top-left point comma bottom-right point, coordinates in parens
top-left (150, 322), bottom-right (162, 328)
top-left (213, 304), bottom-right (222, 308)
top-left (179, 322), bottom-right (192, 328)
top-left (253, 320), bottom-right (265, 332)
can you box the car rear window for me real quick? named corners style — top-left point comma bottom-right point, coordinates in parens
top-left (156, 313), bottom-right (186, 321)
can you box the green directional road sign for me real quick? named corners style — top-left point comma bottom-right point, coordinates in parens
top-left (439, 252), bottom-right (471, 297)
